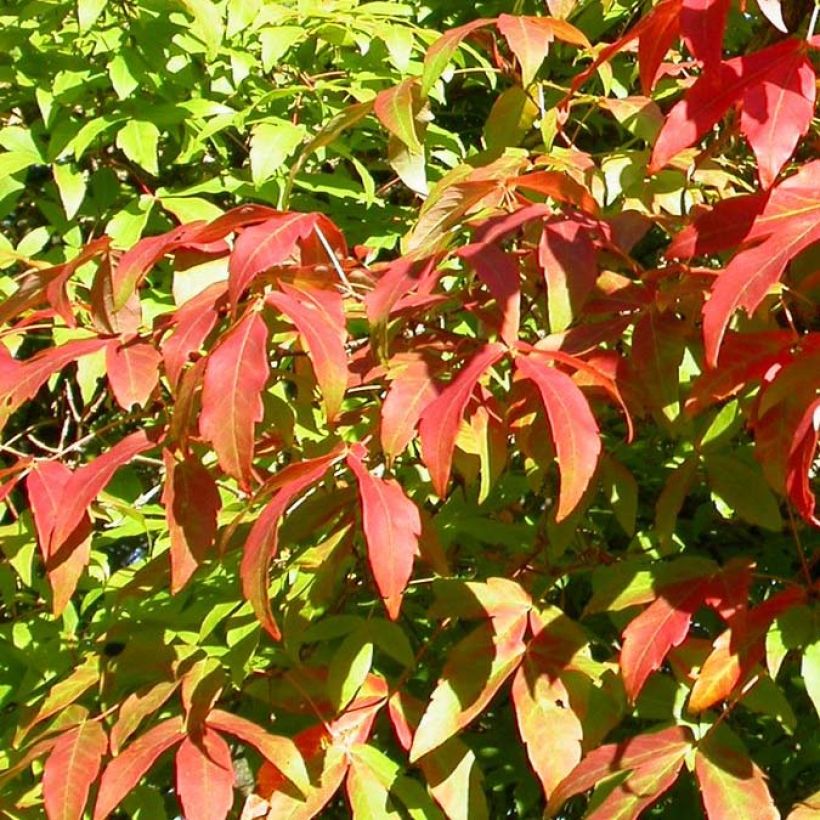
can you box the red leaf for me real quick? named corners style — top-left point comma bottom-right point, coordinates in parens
top-left (240, 451), bottom-right (341, 638)
top-left (410, 613), bottom-right (527, 761)
top-left (538, 219), bottom-right (598, 333)
top-left (0, 337), bottom-right (109, 431)
top-left (786, 398), bottom-right (820, 526)
top-left (419, 343), bottom-right (506, 497)
top-left (162, 283), bottom-right (224, 388)
top-left (680, 0), bottom-right (730, 72)
top-left (365, 255), bottom-right (438, 326)
top-left (685, 331), bottom-right (794, 415)
top-left (50, 429), bottom-right (156, 558)
top-left (0, 237), bottom-right (109, 328)
top-left (267, 284), bottom-right (348, 422)
top-left (162, 450), bottom-right (221, 593)
top-left (741, 43), bottom-right (815, 189)
top-left (43, 721), bottom-right (108, 820)
top-left (650, 39), bottom-right (814, 187)
top-left (206, 709), bottom-right (309, 794)
top-left (666, 191), bottom-right (768, 259)
top-left (514, 354), bottom-right (601, 521)
top-left (549, 726), bottom-right (692, 817)
top-left (228, 213), bottom-right (320, 307)
top-left (106, 339), bottom-right (162, 410)
top-left (380, 356), bottom-right (439, 460)
top-left (175, 728), bottom-right (234, 820)
top-left (421, 19), bottom-right (493, 97)
top-left (347, 451), bottom-right (421, 620)
top-left (702, 161), bottom-right (820, 366)
top-left (110, 681), bottom-right (178, 755)
top-left (458, 242), bottom-right (520, 345)
top-left (94, 716), bottom-right (184, 820)
top-left (620, 573), bottom-right (714, 701)
top-left (695, 727), bottom-right (779, 820)
top-left (111, 222), bottom-right (204, 310)
top-left (636, 0), bottom-right (682, 94)
top-left (200, 311), bottom-right (269, 489)
top-left (27, 461), bottom-right (93, 615)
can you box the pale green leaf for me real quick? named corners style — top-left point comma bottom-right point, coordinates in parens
top-left (52, 162), bottom-right (87, 220)
top-left (116, 120), bottom-right (160, 176)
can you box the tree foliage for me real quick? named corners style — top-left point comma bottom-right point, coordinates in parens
top-left (1, 1), bottom-right (819, 818)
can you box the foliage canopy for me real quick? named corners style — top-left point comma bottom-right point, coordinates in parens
top-left (0, 0), bottom-right (819, 818)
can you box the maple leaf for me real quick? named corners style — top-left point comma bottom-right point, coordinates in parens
top-left (94, 717), bottom-right (184, 820)
top-left (200, 310), bottom-right (270, 489)
top-left (496, 14), bottom-right (589, 87)
top-left (689, 586), bottom-right (806, 712)
top-left (380, 354), bottom-right (439, 461)
top-left (410, 611), bottom-right (528, 761)
top-left (228, 212), bottom-right (320, 307)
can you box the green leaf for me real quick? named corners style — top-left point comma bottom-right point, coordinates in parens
top-left (116, 121), bottom-right (160, 176)
top-left (78, 0), bottom-right (108, 31)
top-left (327, 628), bottom-right (374, 711)
top-left (53, 162), bottom-right (87, 220)
top-left (249, 120), bottom-right (306, 186)
top-left (803, 641), bottom-right (820, 719)
top-left (108, 55), bottom-right (139, 100)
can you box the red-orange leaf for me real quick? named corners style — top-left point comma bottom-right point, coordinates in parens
top-left (497, 15), bottom-right (589, 87)
top-left (347, 451), bottom-right (421, 620)
top-left (695, 727), bottom-right (779, 820)
top-left (175, 728), bottom-right (234, 820)
top-left (458, 242), bottom-right (521, 346)
top-left (240, 452), bottom-right (341, 638)
top-left (106, 339), bottom-right (162, 410)
top-left (228, 212), bottom-right (320, 307)
top-left (620, 573), bottom-right (714, 701)
top-left (161, 283), bottom-right (224, 388)
top-left (380, 355), bottom-right (439, 460)
top-left (50, 429), bottom-right (155, 558)
top-left (206, 709), bottom-right (309, 794)
top-left (549, 726), bottom-right (692, 818)
top-left (200, 310), bottom-right (269, 489)
top-left (43, 721), bottom-right (107, 820)
top-left (689, 586), bottom-right (806, 712)
top-left (94, 716), bottom-right (184, 820)
top-left (0, 337), bottom-right (109, 431)
top-left (267, 283), bottom-right (348, 422)
top-left (162, 450), bottom-right (221, 593)
top-left (514, 353), bottom-right (601, 521)
top-left (419, 343), bottom-right (506, 497)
